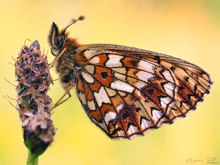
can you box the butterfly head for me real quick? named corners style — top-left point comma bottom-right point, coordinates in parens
top-left (49, 16), bottom-right (84, 56)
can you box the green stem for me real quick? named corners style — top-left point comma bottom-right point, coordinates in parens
top-left (26, 150), bottom-right (38, 165)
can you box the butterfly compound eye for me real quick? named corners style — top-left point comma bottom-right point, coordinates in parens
top-left (56, 36), bottom-right (66, 49)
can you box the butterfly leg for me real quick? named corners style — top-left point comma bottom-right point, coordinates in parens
top-left (50, 48), bottom-right (66, 68)
top-left (51, 85), bottom-right (73, 110)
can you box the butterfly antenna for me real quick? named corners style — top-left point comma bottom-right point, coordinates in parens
top-left (63, 16), bottom-right (85, 33)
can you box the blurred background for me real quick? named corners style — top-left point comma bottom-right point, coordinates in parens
top-left (0, 0), bottom-right (219, 165)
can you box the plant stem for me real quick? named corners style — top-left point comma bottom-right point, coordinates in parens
top-left (26, 150), bottom-right (38, 165)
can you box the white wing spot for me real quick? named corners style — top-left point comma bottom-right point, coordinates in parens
top-left (138, 60), bottom-right (155, 73)
top-left (160, 97), bottom-right (172, 108)
top-left (116, 104), bottom-right (124, 113)
top-left (163, 82), bottom-right (174, 96)
top-left (152, 109), bottom-right (163, 120)
top-left (127, 125), bottom-right (138, 135)
top-left (82, 72), bottom-right (94, 83)
top-left (141, 118), bottom-right (151, 130)
top-left (105, 55), bottom-right (123, 67)
top-left (104, 111), bottom-right (117, 124)
top-left (84, 50), bottom-right (96, 59)
top-left (94, 87), bottom-right (111, 107)
top-left (90, 56), bottom-right (100, 64)
top-left (162, 70), bottom-right (174, 82)
top-left (87, 100), bottom-right (96, 111)
top-left (111, 80), bottom-right (134, 93)
top-left (134, 81), bottom-right (146, 89)
top-left (136, 71), bottom-right (154, 82)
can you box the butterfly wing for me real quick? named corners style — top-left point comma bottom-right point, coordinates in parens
top-left (75, 44), bottom-right (213, 139)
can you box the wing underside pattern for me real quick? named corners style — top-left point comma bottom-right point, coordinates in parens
top-left (75, 45), bottom-right (212, 139)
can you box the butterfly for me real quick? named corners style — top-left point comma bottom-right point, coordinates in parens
top-left (48, 16), bottom-right (213, 139)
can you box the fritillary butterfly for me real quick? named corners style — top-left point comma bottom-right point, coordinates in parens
top-left (49, 16), bottom-right (213, 139)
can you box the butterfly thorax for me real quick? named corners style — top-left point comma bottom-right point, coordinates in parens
top-left (56, 39), bottom-right (79, 89)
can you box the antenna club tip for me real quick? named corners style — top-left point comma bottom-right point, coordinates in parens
top-left (70, 16), bottom-right (85, 24)
top-left (78, 15), bottom-right (85, 21)
top-left (63, 16), bottom-right (85, 32)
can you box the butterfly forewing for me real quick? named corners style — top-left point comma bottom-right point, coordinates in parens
top-left (74, 44), bottom-right (212, 139)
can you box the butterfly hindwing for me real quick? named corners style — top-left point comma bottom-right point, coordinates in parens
top-left (75, 44), bottom-right (212, 139)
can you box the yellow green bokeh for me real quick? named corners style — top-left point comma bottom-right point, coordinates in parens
top-left (0, 0), bottom-right (219, 165)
